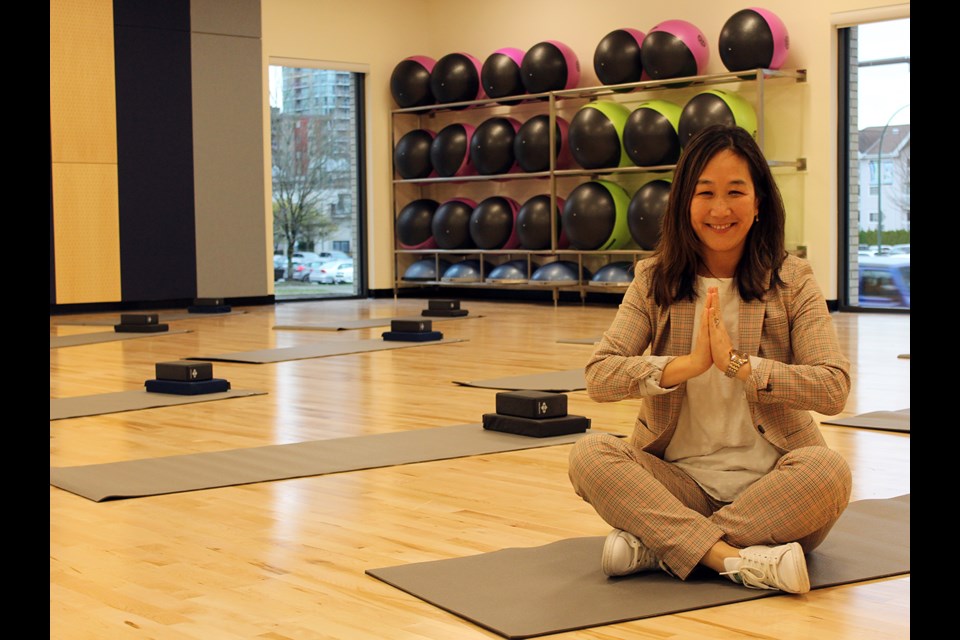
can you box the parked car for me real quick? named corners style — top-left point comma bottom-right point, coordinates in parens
top-left (273, 254), bottom-right (287, 281)
top-left (858, 255), bottom-right (909, 308)
top-left (889, 244), bottom-right (910, 255)
top-left (307, 260), bottom-right (352, 284)
top-left (335, 262), bottom-right (354, 284)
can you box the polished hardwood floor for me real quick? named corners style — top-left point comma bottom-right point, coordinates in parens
top-left (50, 297), bottom-right (910, 639)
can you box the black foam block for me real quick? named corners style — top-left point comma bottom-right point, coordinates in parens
top-left (114, 323), bottom-right (170, 333)
top-left (155, 360), bottom-right (213, 381)
top-left (496, 390), bottom-right (568, 419)
top-left (391, 319), bottom-right (433, 333)
top-left (193, 297), bottom-right (225, 306)
top-left (120, 313), bottom-right (160, 325)
top-left (482, 413), bottom-right (590, 437)
top-left (188, 305), bottom-right (232, 314)
top-left (421, 309), bottom-right (469, 317)
top-left (428, 299), bottom-right (461, 310)
top-left (144, 378), bottom-right (231, 395)
top-left (382, 330), bottom-right (444, 342)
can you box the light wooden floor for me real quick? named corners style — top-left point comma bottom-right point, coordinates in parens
top-left (50, 297), bottom-right (910, 639)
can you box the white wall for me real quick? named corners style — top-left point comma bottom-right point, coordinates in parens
top-left (261, 0), bottom-right (910, 299)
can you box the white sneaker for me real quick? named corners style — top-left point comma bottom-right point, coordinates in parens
top-left (601, 529), bottom-right (660, 577)
top-left (721, 542), bottom-right (810, 594)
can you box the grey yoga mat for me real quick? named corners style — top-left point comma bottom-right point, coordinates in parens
top-left (51, 389), bottom-right (267, 421)
top-left (366, 494), bottom-right (910, 640)
top-left (51, 329), bottom-right (192, 348)
top-left (556, 337), bottom-right (601, 345)
top-left (820, 408), bottom-right (909, 433)
top-left (453, 369), bottom-right (585, 392)
top-left (186, 337), bottom-right (467, 364)
top-left (55, 311), bottom-right (247, 326)
top-left (273, 314), bottom-right (481, 331)
top-left (49, 423), bottom-right (595, 502)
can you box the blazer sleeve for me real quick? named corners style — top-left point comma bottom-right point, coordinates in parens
top-left (585, 262), bottom-right (677, 402)
top-left (748, 257), bottom-right (851, 416)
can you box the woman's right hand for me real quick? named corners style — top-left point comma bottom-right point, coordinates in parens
top-left (660, 291), bottom-right (714, 387)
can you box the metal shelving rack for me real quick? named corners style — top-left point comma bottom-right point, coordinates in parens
top-left (390, 68), bottom-right (807, 301)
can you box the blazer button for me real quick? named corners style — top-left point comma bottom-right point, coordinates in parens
top-left (757, 424), bottom-right (765, 434)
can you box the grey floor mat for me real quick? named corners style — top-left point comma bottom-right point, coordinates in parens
top-left (186, 337), bottom-right (467, 363)
top-left (366, 494), bottom-right (910, 639)
top-left (51, 329), bottom-right (192, 348)
top-left (49, 424), bottom-right (594, 502)
top-left (51, 388), bottom-right (267, 421)
top-left (54, 311), bottom-right (248, 325)
top-left (556, 337), bottom-right (601, 345)
top-left (454, 369), bottom-right (585, 392)
top-left (820, 408), bottom-right (909, 432)
top-left (273, 314), bottom-right (481, 331)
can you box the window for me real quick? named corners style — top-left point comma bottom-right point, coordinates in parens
top-left (269, 63), bottom-right (366, 300)
top-left (839, 16), bottom-right (909, 311)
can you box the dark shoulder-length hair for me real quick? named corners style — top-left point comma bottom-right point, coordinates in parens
top-left (649, 124), bottom-right (787, 307)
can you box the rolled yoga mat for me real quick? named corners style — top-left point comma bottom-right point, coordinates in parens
top-left (51, 388), bottom-right (267, 421)
top-left (186, 337), bottom-right (467, 364)
top-left (51, 329), bottom-right (192, 348)
top-left (454, 368), bottom-right (585, 392)
top-left (366, 494), bottom-right (910, 640)
top-left (50, 423), bottom-right (598, 502)
top-left (54, 311), bottom-right (248, 326)
top-left (556, 337), bottom-right (601, 345)
top-left (273, 314), bottom-right (481, 332)
top-left (820, 408), bottom-right (909, 433)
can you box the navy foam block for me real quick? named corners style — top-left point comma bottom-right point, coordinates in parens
top-left (382, 330), bottom-right (444, 342)
top-left (144, 378), bottom-right (231, 395)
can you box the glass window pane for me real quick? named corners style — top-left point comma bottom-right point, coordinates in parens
top-left (843, 18), bottom-right (910, 311)
top-left (270, 65), bottom-right (364, 300)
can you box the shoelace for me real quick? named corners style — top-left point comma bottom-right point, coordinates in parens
top-left (720, 563), bottom-right (777, 590)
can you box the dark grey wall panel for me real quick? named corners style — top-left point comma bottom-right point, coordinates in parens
top-left (191, 30), bottom-right (266, 297)
top-left (115, 18), bottom-right (198, 302)
top-left (113, 0), bottom-right (189, 31)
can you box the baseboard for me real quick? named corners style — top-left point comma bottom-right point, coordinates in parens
top-left (50, 295), bottom-right (275, 316)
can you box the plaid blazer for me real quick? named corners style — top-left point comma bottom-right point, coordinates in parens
top-left (586, 254), bottom-right (851, 457)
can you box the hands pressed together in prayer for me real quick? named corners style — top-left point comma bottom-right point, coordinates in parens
top-left (693, 286), bottom-right (738, 377)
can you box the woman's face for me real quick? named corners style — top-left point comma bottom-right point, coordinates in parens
top-left (689, 149), bottom-right (759, 265)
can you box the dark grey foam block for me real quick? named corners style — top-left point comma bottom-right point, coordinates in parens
top-left (454, 369), bottom-right (585, 392)
top-left (186, 337), bottom-right (467, 364)
top-left (820, 408), bottom-right (909, 433)
top-left (366, 494), bottom-right (910, 640)
top-left (51, 388), bottom-right (267, 421)
top-left (49, 424), bottom-right (596, 502)
top-left (273, 314), bottom-right (482, 332)
top-left (55, 311), bottom-right (248, 326)
top-left (51, 329), bottom-right (192, 348)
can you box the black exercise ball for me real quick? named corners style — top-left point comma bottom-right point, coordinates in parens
top-left (517, 194), bottom-right (568, 250)
top-left (520, 40), bottom-right (581, 94)
top-left (627, 179), bottom-right (671, 250)
top-left (396, 198), bottom-right (440, 249)
top-left (718, 8), bottom-right (790, 72)
top-left (390, 56), bottom-right (435, 108)
top-left (622, 99), bottom-right (682, 167)
top-left (470, 116), bottom-right (521, 175)
top-left (640, 20), bottom-right (709, 81)
top-left (430, 123), bottom-right (476, 178)
top-left (561, 180), bottom-right (632, 250)
top-left (677, 89), bottom-right (758, 146)
top-left (431, 198), bottom-right (477, 249)
top-left (513, 115), bottom-right (571, 173)
top-left (568, 101), bottom-right (630, 170)
top-left (394, 129), bottom-right (435, 179)
top-left (430, 52), bottom-right (485, 107)
top-left (594, 28), bottom-right (646, 88)
top-left (469, 196), bottom-right (520, 250)
top-left (481, 47), bottom-right (527, 104)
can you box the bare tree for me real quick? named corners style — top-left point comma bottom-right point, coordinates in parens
top-left (271, 109), bottom-right (342, 278)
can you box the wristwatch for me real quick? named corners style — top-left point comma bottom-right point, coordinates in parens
top-left (725, 349), bottom-right (750, 378)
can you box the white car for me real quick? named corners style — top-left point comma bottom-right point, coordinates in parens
top-left (307, 260), bottom-right (352, 284)
top-left (335, 263), bottom-right (354, 284)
